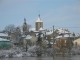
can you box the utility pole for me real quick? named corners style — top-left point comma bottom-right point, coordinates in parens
top-left (53, 25), bottom-right (54, 60)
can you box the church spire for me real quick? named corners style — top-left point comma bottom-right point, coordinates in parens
top-left (38, 14), bottom-right (40, 18)
top-left (36, 14), bottom-right (42, 22)
top-left (24, 18), bottom-right (26, 24)
top-left (23, 18), bottom-right (27, 32)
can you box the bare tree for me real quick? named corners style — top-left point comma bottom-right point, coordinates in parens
top-left (4, 24), bottom-right (31, 46)
top-left (36, 32), bottom-right (43, 56)
top-left (27, 24), bottom-right (32, 31)
top-left (4, 24), bottom-right (22, 45)
top-left (4, 24), bottom-right (16, 35)
top-left (14, 27), bottom-right (22, 45)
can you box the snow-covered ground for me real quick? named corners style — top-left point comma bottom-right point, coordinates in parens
top-left (0, 46), bottom-right (40, 58)
top-left (0, 45), bottom-right (80, 58)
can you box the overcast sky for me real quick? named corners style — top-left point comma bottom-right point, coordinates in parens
top-left (0, 0), bottom-right (80, 33)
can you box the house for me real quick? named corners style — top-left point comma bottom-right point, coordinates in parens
top-left (73, 38), bottom-right (80, 47)
top-left (23, 35), bottom-right (37, 47)
top-left (55, 33), bottom-right (76, 52)
top-left (0, 32), bottom-right (10, 40)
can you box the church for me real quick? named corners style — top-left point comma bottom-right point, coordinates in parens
top-left (22, 14), bottom-right (46, 47)
top-left (22, 14), bottom-right (44, 33)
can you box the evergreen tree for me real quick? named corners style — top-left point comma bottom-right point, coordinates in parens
top-left (36, 32), bottom-right (42, 56)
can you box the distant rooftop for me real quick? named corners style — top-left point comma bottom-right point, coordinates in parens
top-left (0, 33), bottom-right (8, 36)
top-left (0, 38), bottom-right (10, 41)
top-left (25, 35), bottom-right (32, 40)
top-left (57, 28), bottom-right (70, 34)
top-left (39, 27), bottom-right (44, 31)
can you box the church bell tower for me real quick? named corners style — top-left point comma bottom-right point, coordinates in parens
top-left (23, 18), bottom-right (27, 32)
top-left (35, 14), bottom-right (43, 31)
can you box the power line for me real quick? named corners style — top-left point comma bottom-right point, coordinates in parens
top-left (44, 26), bottom-right (53, 30)
top-left (45, 26), bottom-right (80, 30)
top-left (54, 26), bottom-right (80, 28)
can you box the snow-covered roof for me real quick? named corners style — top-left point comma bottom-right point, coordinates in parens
top-left (64, 34), bottom-right (71, 37)
top-left (0, 33), bottom-right (8, 36)
top-left (43, 40), bottom-right (56, 44)
top-left (56, 36), bottom-right (62, 39)
top-left (56, 34), bottom-right (74, 39)
top-left (35, 33), bottom-right (44, 38)
top-left (36, 14), bottom-right (43, 22)
top-left (29, 28), bottom-right (40, 33)
top-left (75, 34), bottom-right (80, 37)
top-left (0, 38), bottom-right (10, 41)
top-left (33, 31), bottom-right (39, 33)
top-left (25, 35), bottom-right (32, 40)
top-left (29, 28), bottom-right (36, 32)
top-left (46, 31), bottom-right (53, 35)
top-left (39, 27), bottom-right (44, 31)
top-left (57, 28), bottom-right (70, 34)
top-left (22, 35), bottom-right (26, 38)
